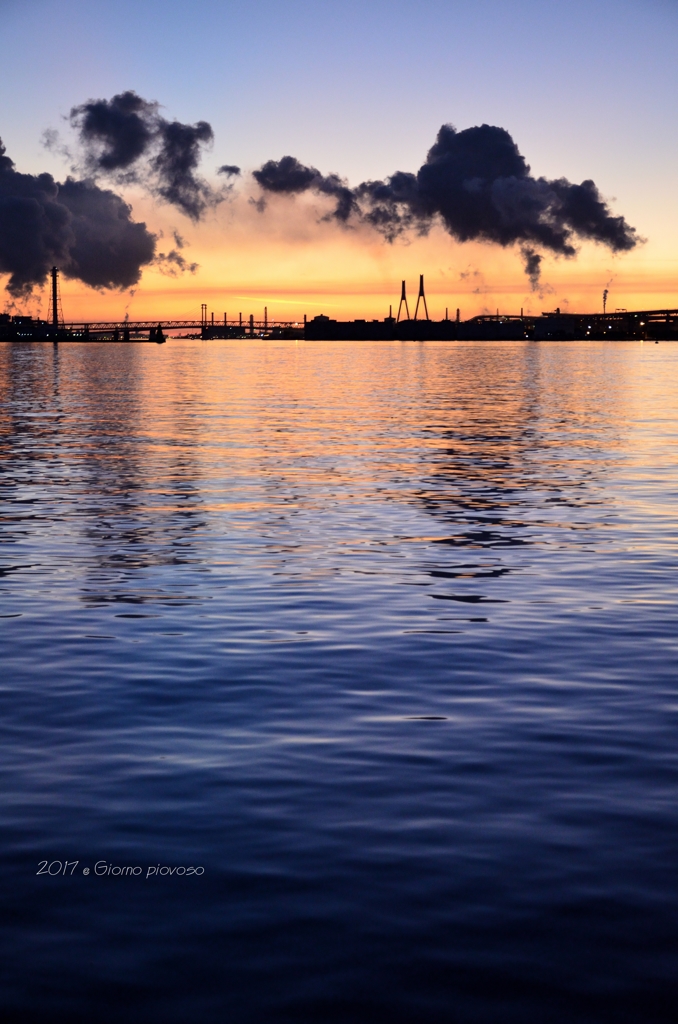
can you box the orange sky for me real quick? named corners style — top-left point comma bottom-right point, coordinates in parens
top-left (11, 189), bottom-right (678, 324)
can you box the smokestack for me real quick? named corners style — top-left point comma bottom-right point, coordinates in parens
top-left (603, 289), bottom-right (608, 315)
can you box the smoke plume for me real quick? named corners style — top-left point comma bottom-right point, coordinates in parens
top-left (0, 138), bottom-right (156, 296)
top-left (253, 124), bottom-right (638, 286)
top-left (521, 247), bottom-right (542, 290)
top-left (69, 91), bottom-right (228, 220)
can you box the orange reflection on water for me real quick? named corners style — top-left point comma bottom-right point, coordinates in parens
top-left (0, 338), bottom-right (676, 527)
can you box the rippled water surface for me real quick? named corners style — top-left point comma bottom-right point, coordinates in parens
top-left (1, 339), bottom-right (677, 1023)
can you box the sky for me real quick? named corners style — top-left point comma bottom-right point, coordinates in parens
top-left (1, 0), bottom-right (678, 322)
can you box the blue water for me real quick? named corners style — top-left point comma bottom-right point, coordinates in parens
top-left (1, 339), bottom-right (677, 1023)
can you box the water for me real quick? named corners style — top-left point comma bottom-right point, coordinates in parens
top-left (1, 339), bottom-right (677, 1023)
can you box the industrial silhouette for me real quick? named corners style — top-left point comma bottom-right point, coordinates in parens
top-left (1, 273), bottom-right (677, 342)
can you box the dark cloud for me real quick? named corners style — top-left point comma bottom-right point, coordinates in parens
top-left (253, 124), bottom-right (638, 284)
top-left (154, 248), bottom-right (199, 278)
top-left (69, 91), bottom-right (229, 220)
top-left (70, 90), bottom-right (157, 173)
top-left (253, 156), bottom-right (358, 222)
top-left (253, 156), bottom-right (320, 194)
top-left (153, 119), bottom-right (215, 220)
top-left (0, 137), bottom-right (156, 296)
top-left (57, 178), bottom-right (157, 289)
top-left (218, 164), bottom-right (241, 177)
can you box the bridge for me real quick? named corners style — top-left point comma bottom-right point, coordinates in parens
top-left (64, 317), bottom-right (302, 336)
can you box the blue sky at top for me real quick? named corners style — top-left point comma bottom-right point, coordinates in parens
top-left (2, 2), bottom-right (676, 193)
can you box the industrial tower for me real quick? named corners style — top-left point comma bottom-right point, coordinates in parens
top-left (47, 267), bottom-right (64, 328)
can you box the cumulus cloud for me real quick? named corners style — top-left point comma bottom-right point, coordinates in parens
top-left (253, 155), bottom-right (358, 223)
top-left (71, 90), bottom-right (156, 174)
top-left (0, 138), bottom-right (156, 296)
top-left (253, 124), bottom-right (638, 286)
top-left (12, 106), bottom-right (637, 295)
top-left (69, 90), bottom-right (232, 220)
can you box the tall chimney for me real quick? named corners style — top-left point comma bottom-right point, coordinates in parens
top-left (51, 267), bottom-right (59, 328)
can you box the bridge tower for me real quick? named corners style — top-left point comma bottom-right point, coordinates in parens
top-left (413, 274), bottom-right (429, 321)
top-left (396, 280), bottom-right (410, 322)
